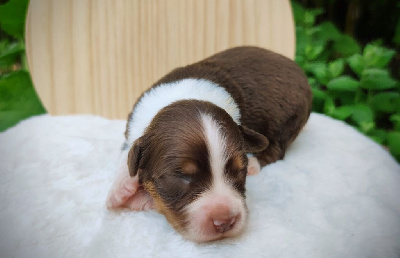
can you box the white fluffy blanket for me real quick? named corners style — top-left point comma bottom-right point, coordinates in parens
top-left (0, 113), bottom-right (399, 258)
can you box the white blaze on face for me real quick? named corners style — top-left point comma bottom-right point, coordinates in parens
top-left (201, 114), bottom-right (228, 182)
top-left (183, 113), bottom-right (247, 242)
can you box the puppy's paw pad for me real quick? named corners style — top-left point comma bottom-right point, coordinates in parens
top-left (247, 157), bottom-right (261, 176)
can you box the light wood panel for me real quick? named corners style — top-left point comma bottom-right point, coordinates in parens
top-left (26, 0), bottom-right (295, 119)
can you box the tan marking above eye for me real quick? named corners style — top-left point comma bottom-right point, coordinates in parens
top-left (231, 155), bottom-right (246, 171)
top-left (181, 161), bottom-right (198, 175)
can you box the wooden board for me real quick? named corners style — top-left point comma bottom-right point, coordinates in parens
top-left (25, 0), bottom-right (295, 119)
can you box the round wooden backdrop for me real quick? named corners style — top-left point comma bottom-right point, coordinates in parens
top-left (25, 0), bottom-right (295, 119)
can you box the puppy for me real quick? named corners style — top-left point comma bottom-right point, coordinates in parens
top-left (106, 46), bottom-right (312, 243)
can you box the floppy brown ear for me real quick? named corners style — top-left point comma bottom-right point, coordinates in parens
top-left (106, 137), bottom-right (154, 210)
top-left (127, 137), bottom-right (143, 177)
top-left (239, 125), bottom-right (269, 153)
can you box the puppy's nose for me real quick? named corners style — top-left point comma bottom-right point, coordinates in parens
top-left (213, 217), bottom-right (236, 233)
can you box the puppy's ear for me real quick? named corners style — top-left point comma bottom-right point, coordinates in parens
top-left (127, 137), bottom-right (143, 177)
top-left (106, 137), bottom-right (154, 211)
top-left (239, 125), bottom-right (269, 153)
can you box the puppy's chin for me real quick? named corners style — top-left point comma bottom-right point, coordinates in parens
top-left (183, 222), bottom-right (246, 243)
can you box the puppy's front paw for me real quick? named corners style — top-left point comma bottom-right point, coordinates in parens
top-left (247, 156), bottom-right (261, 176)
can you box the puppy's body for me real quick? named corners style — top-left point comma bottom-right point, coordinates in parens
top-left (107, 47), bottom-right (312, 243)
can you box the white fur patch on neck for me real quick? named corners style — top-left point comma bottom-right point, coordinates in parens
top-left (126, 79), bottom-right (240, 147)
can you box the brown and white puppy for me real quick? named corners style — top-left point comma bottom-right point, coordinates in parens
top-left (106, 46), bottom-right (312, 243)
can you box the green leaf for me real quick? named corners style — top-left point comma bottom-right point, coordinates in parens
top-left (315, 49), bottom-right (331, 63)
top-left (332, 91), bottom-right (356, 106)
top-left (351, 104), bottom-right (375, 133)
top-left (291, 1), bottom-right (306, 26)
top-left (363, 44), bottom-right (396, 68)
top-left (387, 132), bottom-right (400, 155)
top-left (0, 40), bottom-right (25, 69)
top-left (304, 9), bottom-right (324, 27)
top-left (360, 68), bottom-right (397, 90)
top-left (390, 114), bottom-right (400, 131)
top-left (304, 62), bottom-right (329, 84)
top-left (369, 92), bottom-right (400, 113)
top-left (308, 77), bottom-right (318, 87)
top-left (328, 58), bottom-right (345, 78)
top-left (315, 22), bottom-right (341, 42)
top-left (347, 54), bottom-right (365, 77)
top-left (333, 35), bottom-right (361, 57)
top-left (368, 129), bottom-right (387, 145)
top-left (295, 26), bottom-right (307, 58)
top-left (327, 76), bottom-right (360, 91)
top-left (0, 70), bottom-right (46, 131)
top-left (330, 105), bottom-right (354, 120)
top-left (311, 87), bottom-right (326, 100)
top-left (306, 26), bottom-right (321, 36)
top-left (0, 110), bottom-right (35, 131)
top-left (305, 43), bottom-right (325, 60)
top-left (295, 54), bottom-right (306, 68)
top-left (0, 0), bottom-right (29, 39)
top-left (352, 104), bottom-right (374, 123)
top-left (324, 96), bottom-right (335, 115)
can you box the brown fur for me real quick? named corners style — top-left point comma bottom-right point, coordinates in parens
top-left (143, 46), bottom-right (312, 165)
top-left (143, 181), bottom-right (187, 232)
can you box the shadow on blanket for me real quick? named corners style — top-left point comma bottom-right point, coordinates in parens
top-left (0, 113), bottom-right (399, 257)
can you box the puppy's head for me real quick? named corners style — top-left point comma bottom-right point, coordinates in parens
top-left (110, 100), bottom-right (269, 242)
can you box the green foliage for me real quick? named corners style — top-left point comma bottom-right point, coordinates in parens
top-left (293, 0), bottom-right (400, 162)
top-left (0, 70), bottom-right (46, 131)
top-left (0, 0), bottom-right (29, 39)
top-left (0, 0), bottom-right (46, 132)
top-left (0, 40), bottom-right (24, 70)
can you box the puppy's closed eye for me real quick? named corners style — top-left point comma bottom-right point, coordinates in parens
top-left (177, 161), bottom-right (199, 185)
top-left (155, 173), bottom-right (192, 201)
top-left (176, 172), bottom-right (193, 185)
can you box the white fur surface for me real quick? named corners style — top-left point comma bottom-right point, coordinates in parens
top-left (0, 113), bottom-right (399, 258)
top-left (127, 79), bottom-right (241, 146)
